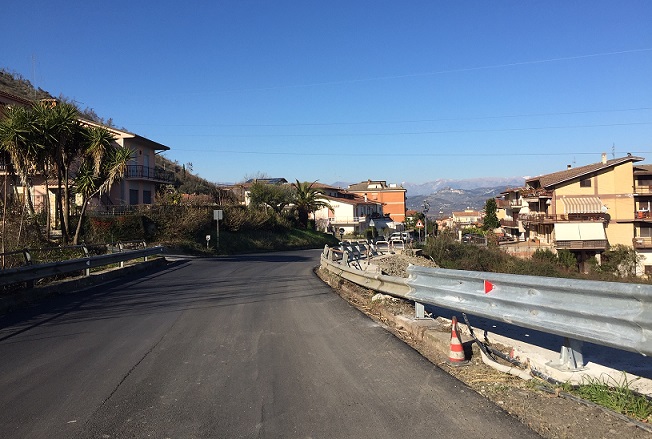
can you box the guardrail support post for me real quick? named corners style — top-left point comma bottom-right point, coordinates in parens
top-left (547, 337), bottom-right (585, 371)
top-left (415, 301), bottom-right (426, 319)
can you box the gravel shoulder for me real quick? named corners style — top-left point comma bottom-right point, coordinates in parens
top-left (317, 253), bottom-right (652, 439)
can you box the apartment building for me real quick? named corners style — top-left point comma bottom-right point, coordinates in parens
top-left (311, 183), bottom-right (385, 235)
top-left (347, 180), bottom-right (407, 223)
top-left (498, 153), bottom-right (645, 271)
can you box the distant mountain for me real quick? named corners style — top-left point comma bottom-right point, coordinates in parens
top-left (329, 177), bottom-right (527, 216)
top-left (402, 177), bottom-right (526, 196)
top-left (406, 186), bottom-right (508, 215)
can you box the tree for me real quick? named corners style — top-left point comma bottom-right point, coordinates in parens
top-left (0, 105), bottom-right (44, 247)
top-left (482, 198), bottom-right (500, 231)
top-left (71, 128), bottom-right (132, 244)
top-left (248, 181), bottom-right (294, 214)
top-left (292, 180), bottom-right (332, 229)
top-left (33, 101), bottom-right (85, 243)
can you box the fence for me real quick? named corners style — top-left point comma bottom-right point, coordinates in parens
top-left (320, 245), bottom-right (652, 370)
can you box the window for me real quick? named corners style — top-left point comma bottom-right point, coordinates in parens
top-left (645, 266), bottom-right (652, 276)
top-left (580, 178), bottom-right (591, 187)
top-left (640, 227), bottom-right (652, 238)
top-left (143, 190), bottom-right (152, 204)
top-left (129, 189), bottom-right (139, 205)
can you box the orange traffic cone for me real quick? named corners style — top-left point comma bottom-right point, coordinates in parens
top-left (447, 316), bottom-right (468, 366)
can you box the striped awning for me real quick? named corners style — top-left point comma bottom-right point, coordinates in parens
top-left (561, 197), bottom-right (604, 214)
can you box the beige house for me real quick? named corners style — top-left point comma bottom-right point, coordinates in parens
top-left (498, 153), bottom-right (645, 272)
top-left (82, 122), bottom-right (174, 210)
top-left (452, 209), bottom-right (482, 226)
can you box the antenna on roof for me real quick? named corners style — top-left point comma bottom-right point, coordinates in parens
top-left (612, 143), bottom-right (615, 159)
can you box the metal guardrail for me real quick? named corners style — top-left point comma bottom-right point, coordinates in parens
top-left (0, 246), bottom-right (164, 288)
top-left (320, 245), bottom-right (652, 370)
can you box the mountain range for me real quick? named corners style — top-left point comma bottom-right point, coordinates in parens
top-left (332, 177), bottom-right (528, 216)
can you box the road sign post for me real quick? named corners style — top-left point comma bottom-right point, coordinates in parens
top-left (213, 210), bottom-right (223, 249)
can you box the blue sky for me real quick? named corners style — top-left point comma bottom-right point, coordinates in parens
top-left (3, 1), bottom-right (651, 185)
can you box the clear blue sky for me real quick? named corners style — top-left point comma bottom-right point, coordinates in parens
top-left (4, 1), bottom-right (651, 185)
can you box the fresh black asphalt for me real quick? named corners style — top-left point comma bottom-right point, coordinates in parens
top-left (0, 249), bottom-right (541, 438)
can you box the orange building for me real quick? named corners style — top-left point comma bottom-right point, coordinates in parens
top-left (347, 180), bottom-right (407, 223)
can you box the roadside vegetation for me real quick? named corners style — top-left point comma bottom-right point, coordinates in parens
top-left (420, 231), bottom-right (648, 283)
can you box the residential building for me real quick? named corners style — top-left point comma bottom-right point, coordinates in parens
top-left (452, 209), bottom-right (483, 226)
top-left (497, 189), bottom-right (527, 241)
top-left (80, 122), bottom-right (174, 210)
top-left (347, 180), bottom-right (407, 223)
top-left (311, 183), bottom-right (386, 235)
top-left (498, 153), bottom-right (644, 271)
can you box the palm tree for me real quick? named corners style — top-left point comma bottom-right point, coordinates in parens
top-left (71, 130), bottom-right (131, 244)
top-left (33, 101), bottom-right (83, 242)
top-left (0, 105), bottom-right (43, 246)
top-left (293, 180), bottom-right (332, 229)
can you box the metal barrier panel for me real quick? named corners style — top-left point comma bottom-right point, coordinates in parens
top-left (406, 265), bottom-right (652, 357)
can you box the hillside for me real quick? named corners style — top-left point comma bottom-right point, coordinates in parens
top-left (407, 186), bottom-right (506, 215)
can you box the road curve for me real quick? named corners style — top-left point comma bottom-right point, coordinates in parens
top-left (0, 249), bottom-right (541, 438)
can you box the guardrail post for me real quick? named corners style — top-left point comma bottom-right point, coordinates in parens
top-left (415, 301), bottom-right (426, 319)
top-left (82, 245), bottom-right (90, 277)
top-left (547, 337), bottom-right (585, 371)
top-left (22, 249), bottom-right (32, 266)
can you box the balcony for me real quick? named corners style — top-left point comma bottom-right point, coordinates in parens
top-left (555, 239), bottom-right (608, 250)
top-left (126, 165), bottom-right (175, 183)
top-left (520, 188), bottom-right (553, 200)
top-left (634, 185), bottom-right (652, 195)
top-left (633, 237), bottom-right (652, 249)
top-left (500, 218), bottom-right (520, 228)
top-left (520, 213), bottom-right (607, 225)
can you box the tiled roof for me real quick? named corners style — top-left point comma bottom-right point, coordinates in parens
top-left (526, 155), bottom-right (644, 189)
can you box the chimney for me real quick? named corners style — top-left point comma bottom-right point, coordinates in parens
top-left (601, 153), bottom-right (607, 164)
top-left (567, 164), bottom-right (572, 170)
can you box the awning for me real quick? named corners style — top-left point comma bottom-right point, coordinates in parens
top-left (561, 197), bottom-right (603, 214)
top-left (554, 223), bottom-right (606, 241)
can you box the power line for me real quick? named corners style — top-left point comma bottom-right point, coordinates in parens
top-left (129, 107), bottom-right (652, 128)
top-left (161, 121), bottom-right (652, 138)
top-left (169, 149), bottom-right (652, 158)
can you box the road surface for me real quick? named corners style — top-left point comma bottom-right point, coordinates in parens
top-left (0, 250), bottom-right (541, 438)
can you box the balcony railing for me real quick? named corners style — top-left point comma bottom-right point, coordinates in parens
top-left (633, 237), bottom-right (652, 249)
top-left (555, 239), bottom-right (608, 250)
top-left (126, 165), bottom-right (175, 183)
top-left (520, 213), bottom-right (607, 224)
top-left (634, 185), bottom-right (652, 195)
top-left (500, 219), bottom-right (520, 228)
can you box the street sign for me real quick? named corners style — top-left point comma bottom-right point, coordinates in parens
top-left (416, 220), bottom-right (424, 229)
top-left (213, 210), bottom-right (223, 220)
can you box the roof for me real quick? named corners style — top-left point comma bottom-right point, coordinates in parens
top-left (452, 210), bottom-right (481, 216)
top-left (526, 155), bottom-right (644, 189)
top-left (348, 180), bottom-right (405, 191)
top-left (322, 194), bottom-right (383, 206)
top-left (634, 164), bottom-right (652, 175)
top-left (244, 178), bottom-right (288, 185)
top-left (81, 119), bottom-right (170, 151)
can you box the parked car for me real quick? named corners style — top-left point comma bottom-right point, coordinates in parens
top-left (389, 232), bottom-right (412, 242)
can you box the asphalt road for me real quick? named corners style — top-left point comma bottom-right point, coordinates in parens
top-left (0, 250), bottom-right (541, 438)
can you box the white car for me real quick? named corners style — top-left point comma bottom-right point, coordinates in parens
top-left (389, 232), bottom-right (412, 242)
